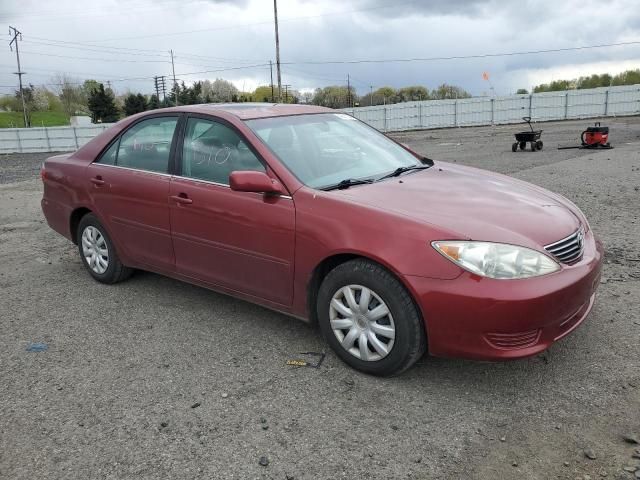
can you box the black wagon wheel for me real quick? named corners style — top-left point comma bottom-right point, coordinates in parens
top-left (536, 140), bottom-right (544, 150)
top-left (512, 142), bottom-right (518, 152)
top-left (530, 142), bottom-right (538, 152)
top-left (519, 141), bottom-right (526, 150)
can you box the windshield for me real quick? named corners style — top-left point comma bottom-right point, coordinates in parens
top-left (245, 113), bottom-right (422, 189)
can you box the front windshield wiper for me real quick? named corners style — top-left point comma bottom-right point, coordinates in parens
top-left (376, 164), bottom-right (432, 182)
top-left (320, 178), bottom-right (375, 191)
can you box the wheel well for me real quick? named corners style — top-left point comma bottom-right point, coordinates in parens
top-left (307, 254), bottom-right (360, 325)
top-left (69, 207), bottom-right (92, 244)
top-left (307, 254), bottom-right (427, 336)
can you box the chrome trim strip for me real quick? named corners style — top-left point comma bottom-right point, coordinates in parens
top-left (89, 164), bottom-right (293, 200)
top-left (91, 162), bottom-right (173, 178)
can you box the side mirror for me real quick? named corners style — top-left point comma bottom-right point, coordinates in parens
top-left (229, 171), bottom-right (285, 195)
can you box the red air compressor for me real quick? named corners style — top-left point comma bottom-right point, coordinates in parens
top-left (558, 122), bottom-right (613, 150)
top-left (581, 122), bottom-right (610, 147)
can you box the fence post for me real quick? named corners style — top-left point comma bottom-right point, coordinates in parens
top-left (418, 102), bottom-right (423, 128)
top-left (564, 92), bottom-right (569, 119)
top-left (604, 89), bottom-right (609, 116)
top-left (15, 129), bottom-right (22, 154)
top-left (44, 126), bottom-right (51, 151)
top-left (383, 107), bottom-right (388, 132)
top-left (490, 98), bottom-right (495, 125)
top-left (72, 127), bottom-right (79, 149)
top-left (454, 99), bottom-right (458, 127)
top-left (528, 94), bottom-right (533, 119)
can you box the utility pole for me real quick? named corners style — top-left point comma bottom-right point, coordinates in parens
top-left (154, 75), bottom-right (167, 103)
top-left (273, 0), bottom-right (282, 102)
top-left (269, 60), bottom-right (275, 102)
top-left (347, 74), bottom-right (351, 108)
top-left (9, 26), bottom-right (28, 128)
top-left (370, 85), bottom-right (374, 106)
top-left (170, 49), bottom-right (178, 106)
top-left (282, 84), bottom-right (291, 103)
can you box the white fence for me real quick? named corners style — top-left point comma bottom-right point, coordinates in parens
top-left (1, 84), bottom-right (639, 154)
top-left (342, 84), bottom-right (640, 132)
top-left (0, 124), bottom-right (114, 155)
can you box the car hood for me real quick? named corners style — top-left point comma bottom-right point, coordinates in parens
top-left (334, 162), bottom-right (582, 248)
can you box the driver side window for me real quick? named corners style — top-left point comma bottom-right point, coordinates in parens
top-left (181, 117), bottom-right (265, 185)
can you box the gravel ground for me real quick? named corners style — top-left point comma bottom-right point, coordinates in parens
top-left (1, 117), bottom-right (639, 480)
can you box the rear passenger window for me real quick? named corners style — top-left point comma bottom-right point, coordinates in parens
top-left (116, 117), bottom-right (178, 173)
top-left (96, 140), bottom-right (118, 165)
top-left (181, 118), bottom-right (265, 184)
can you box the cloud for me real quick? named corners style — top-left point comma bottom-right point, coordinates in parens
top-left (0, 0), bottom-right (638, 98)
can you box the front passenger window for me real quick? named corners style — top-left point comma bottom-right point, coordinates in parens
top-left (181, 118), bottom-right (265, 184)
top-left (116, 117), bottom-right (178, 173)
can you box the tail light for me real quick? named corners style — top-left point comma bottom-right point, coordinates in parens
top-left (40, 163), bottom-right (47, 182)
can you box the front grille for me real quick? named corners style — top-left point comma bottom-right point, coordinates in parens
top-left (485, 329), bottom-right (541, 350)
top-left (544, 228), bottom-right (585, 264)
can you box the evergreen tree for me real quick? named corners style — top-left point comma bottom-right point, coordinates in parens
top-left (148, 94), bottom-right (160, 110)
top-left (123, 93), bottom-right (148, 116)
top-left (87, 83), bottom-right (119, 123)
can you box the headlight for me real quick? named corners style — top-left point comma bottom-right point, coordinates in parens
top-left (432, 241), bottom-right (560, 279)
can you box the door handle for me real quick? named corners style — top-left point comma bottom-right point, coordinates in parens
top-left (90, 176), bottom-right (105, 186)
top-left (170, 194), bottom-right (193, 205)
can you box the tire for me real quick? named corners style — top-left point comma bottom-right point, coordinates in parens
top-left (512, 142), bottom-right (518, 152)
top-left (76, 213), bottom-right (133, 284)
top-left (536, 140), bottom-right (544, 150)
top-left (317, 259), bottom-right (426, 376)
top-left (519, 141), bottom-right (526, 150)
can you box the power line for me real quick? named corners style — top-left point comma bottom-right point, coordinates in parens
top-left (281, 40), bottom-right (640, 66)
top-left (21, 39), bottom-right (171, 58)
top-left (19, 50), bottom-right (171, 64)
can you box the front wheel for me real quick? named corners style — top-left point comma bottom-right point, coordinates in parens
top-left (317, 259), bottom-right (426, 376)
top-left (77, 213), bottom-right (133, 284)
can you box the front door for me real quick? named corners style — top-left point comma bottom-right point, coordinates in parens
top-left (86, 115), bottom-right (179, 272)
top-left (169, 116), bottom-right (295, 306)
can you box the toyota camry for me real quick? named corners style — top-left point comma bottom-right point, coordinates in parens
top-left (41, 104), bottom-right (603, 376)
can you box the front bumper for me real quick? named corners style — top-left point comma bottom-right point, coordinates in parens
top-left (405, 232), bottom-right (603, 360)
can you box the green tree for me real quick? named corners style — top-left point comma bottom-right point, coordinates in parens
top-left (397, 86), bottom-right (430, 102)
top-left (253, 85), bottom-right (275, 102)
top-left (123, 93), bottom-right (148, 116)
top-left (611, 69), bottom-right (640, 86)
top-left (516, 88), bottom-right (529, 95)
top-left (311, 85), bottom-right (358, 109)
top-left (148, 94), bottom-right (160, 110)
top-left (431, 84), bottom-right (471, 100)
top-left (87, 83), bottom-right (119, 123)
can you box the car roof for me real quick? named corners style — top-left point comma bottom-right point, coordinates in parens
top-left (156, 103), bottom-right (335, 120)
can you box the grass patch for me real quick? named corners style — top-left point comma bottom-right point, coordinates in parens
top-left (0, 111), bottom-right (70, 128)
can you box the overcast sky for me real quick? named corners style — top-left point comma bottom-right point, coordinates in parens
top-left (1, 0), bottom-right (639, 97)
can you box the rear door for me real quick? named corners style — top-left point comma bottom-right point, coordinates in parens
top-left (169, 115), bottom-right (296, 306)
top-left (86, 115), bottom-right (180, 272)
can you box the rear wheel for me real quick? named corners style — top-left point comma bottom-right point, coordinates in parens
top-left (536, 140), bottom-right (544, 150)
top-left (511, 142), bottom-right (518, 152)
top-left (317, 259), bottom-right (426, 376)
top-left (77, 213), bottom-right (133, 284)
top-left (519, 141), bottom-right (526, 150)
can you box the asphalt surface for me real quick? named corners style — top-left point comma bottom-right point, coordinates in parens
top-left (1, 116), bottom-right (639, 479)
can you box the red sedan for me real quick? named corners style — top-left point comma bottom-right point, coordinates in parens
top-left (41, 104), bottom-right (603, 375)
